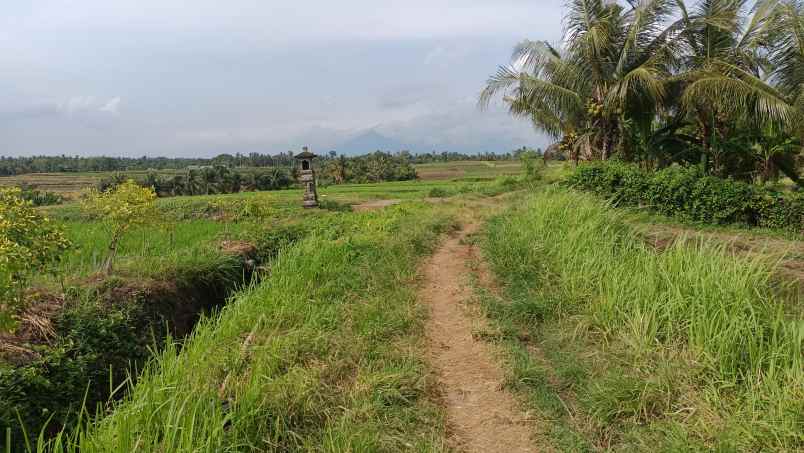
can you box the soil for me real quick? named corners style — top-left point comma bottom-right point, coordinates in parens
top-left (420, 221), bottom-right (537, 452)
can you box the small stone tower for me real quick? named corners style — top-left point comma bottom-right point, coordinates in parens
top-left (295, 146), bottom-right (318, 208)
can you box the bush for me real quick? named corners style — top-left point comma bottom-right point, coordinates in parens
top-left (427, 187), bottom-right (450, 198)
top-left (0, 189), bottom-right (71, 327)
top-left (567, 162), bottom-right (803, 231)
top-left (80, 180), bottom-right (159, 274)
top-left (317, 199), bottom-right (352, 212)
top-left (17, 185), bottom-right (64, 206)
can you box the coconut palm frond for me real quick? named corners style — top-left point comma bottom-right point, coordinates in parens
top-left (512, 40), bottom-right (563, 73)
top-left (767, 1), bottom-right (804, 97)
top-left (609, 64), bottom-right (668, 110)
top-left (479, 65), bottom-right (523, 110)
top-left (682, 75), bottom-right (794, 126)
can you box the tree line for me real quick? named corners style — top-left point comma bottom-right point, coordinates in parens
top-left (97, 166), bottom-right (295, 197)
top-left (0, 152), bottom-right (299, 176)
top-left (94, 151), bottom-right (435, 198)
top-left (482, 0), bottom-right (804, 185)
top-left (0, 150), bottom-right (527, 177)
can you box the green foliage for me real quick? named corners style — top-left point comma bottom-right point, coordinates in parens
top-left (0, 189), bottom-right (71, 328)
top-left (36, 202), bottom-right (453, 452)
top-left (16, 185), bottom-right (63, 206)
top-left (567, 161), bottom-right (803, 230)
top-left (483, 0), bottom-right (804, 182)
top-left (98, 166), bottom-right (294, 198)
top-left (316, 199), bottom-right (352, 212)
top-left (0, 233), bottom-right (276, 452)
top-left (519, 150), bottom-right (542, 181)
top-left (427, 187), bottom-right (450, 198)
top-left (319, 151), bottom-right (418, 185)
top-left (0, 298), bottom-right (150, 449)
top-left (80, 180), bottom-right (159, 274)
top-left (483, 189), bottom-right (803, 450)
top-left (0, 153), bottom-right (299, 177)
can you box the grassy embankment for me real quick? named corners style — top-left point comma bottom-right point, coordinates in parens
top-left (2, 170), bottom-right (521, 450)
top-left (479, 188), bottom-right (803, 451)
top-left (35, 200), bottom-right (456, 452)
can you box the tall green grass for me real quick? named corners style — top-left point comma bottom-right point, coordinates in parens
top-left (483, 188), bottom-right (803, 450)
top-left (35, 202), bottom-right (453, 452)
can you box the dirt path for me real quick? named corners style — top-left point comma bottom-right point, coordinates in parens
top-left (421, 221), bottom-right (536, 453)
top-left (352, 199), bottom-right (402, 212)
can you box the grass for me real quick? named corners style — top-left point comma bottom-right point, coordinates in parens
top-left (479, 187), bottom-right (803, 451)
top-left (35, 177), bottom-right (515, 282)
top-left (34, 201), bottom-right (455, 452)
top-left (414, 160), bottom-right (522, 180)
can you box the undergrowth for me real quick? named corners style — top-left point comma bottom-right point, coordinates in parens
top-left (481, 188), bottom-right (803, 451)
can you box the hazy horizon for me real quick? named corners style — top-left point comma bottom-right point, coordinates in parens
top-left (1, 1), bottom-right (565, 158)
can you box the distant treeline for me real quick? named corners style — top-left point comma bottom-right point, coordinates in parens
top-left (0, 149), bottom-right (533, 176)
top-left (101, 166), bottom-right (295, 198)
top-left (96, 151), bottom-right (443, 198)
top-left (0, 153), bottom-right (298, 176)
top-left (319, 152), bottom-right (417, 184)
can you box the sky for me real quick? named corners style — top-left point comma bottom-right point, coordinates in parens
top-left (0, 0), bottom-right (566, 157)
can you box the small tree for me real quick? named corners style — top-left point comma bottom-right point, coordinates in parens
top-left (0, 188), bottom-right (71, 327)
top-left (81, 180), bottom-right (158, 275)
top-left (519, 149), bottom-right (542, 180)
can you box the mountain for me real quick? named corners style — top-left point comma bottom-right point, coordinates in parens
top-left (334, 129), bottom-right (414, 155)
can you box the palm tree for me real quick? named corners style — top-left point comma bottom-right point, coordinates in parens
top-left (481, 0), bottom-right (678, 161)
top-left (186, 169), bottom-right (204, 195)
top-left (483, 0), bottom-right (804, 182)
top-left (660, 0), bottom-right (804, 182)
top-left (767, 0), bottom-right (804, 140)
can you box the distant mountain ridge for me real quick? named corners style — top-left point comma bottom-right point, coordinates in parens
top-left (334, 129), bottom-right (418, 155)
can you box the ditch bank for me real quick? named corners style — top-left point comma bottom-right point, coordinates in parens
top-left (0, 225), bottom-right (307, 450)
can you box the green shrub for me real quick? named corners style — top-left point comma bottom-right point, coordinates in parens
top-left (427, 187), bottom-right (450, 198)
top-left (567, 162), bottom-right (802, 231)
top-left (317, 199), bottom-right (352, 212)
top-left (17, 185), bottom-right (64, 206)
top-left (753, 192), bottom-right (804, 230)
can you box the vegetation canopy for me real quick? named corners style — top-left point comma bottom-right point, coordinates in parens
top-left (0, 188), bottom-right (70, 329)
top-left (482, 0), bottom-right (804, 184)
top-left (80, 180), bottom-right (158, 274)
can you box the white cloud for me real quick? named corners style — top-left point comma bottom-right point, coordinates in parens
top-left (424, 45), bottom-right (470, 66)
top-left (99, 97), bottom-right (121, 115)
top-left (62, 96), bottom-right (97, 115)
top-left (58, 96), bottom-right (121, 116)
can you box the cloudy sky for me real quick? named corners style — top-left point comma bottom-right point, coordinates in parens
top-left (0, 1), bottom-right (566, 157)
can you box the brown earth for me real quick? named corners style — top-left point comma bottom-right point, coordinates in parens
top-left (420, 220), bottom-right (537, 453)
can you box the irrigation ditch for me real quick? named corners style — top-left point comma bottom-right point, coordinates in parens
top-left (0, 225), bottom-right (307, 450)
